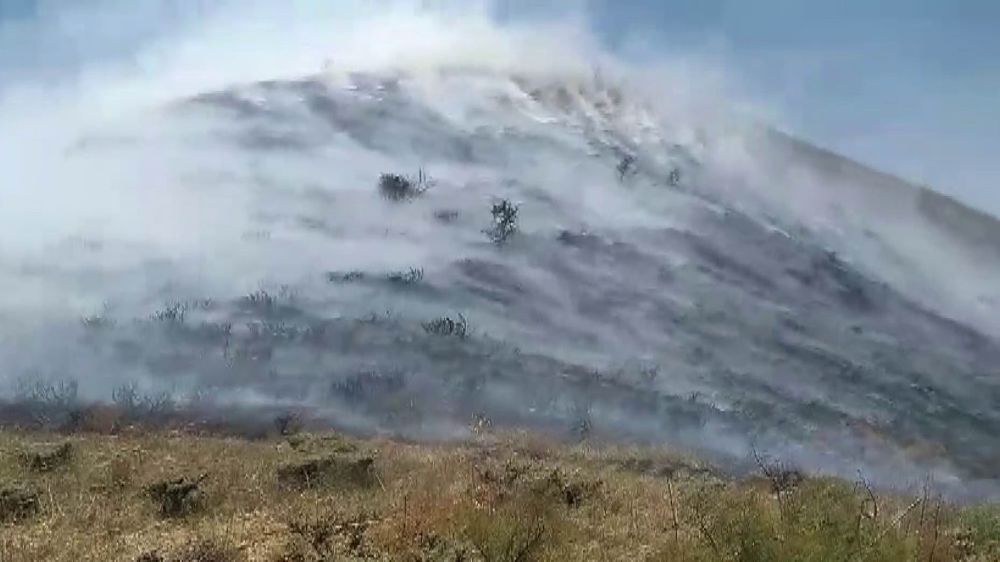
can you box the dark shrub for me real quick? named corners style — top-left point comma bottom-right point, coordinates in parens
top-left (485, 200), bottom-right (519, 245)
top-left (423, 314), bottom-right (468, 338)
top-left (386, 267), bottom-right (424, 286)
top-left (379, 169), bottom-right (431, 202)
top-left (617, 154), bottom-right (636, 182)
top-left (0, 485), bottom-right (39, 523)
top-left (277, 455), bottom-right (376, 490)
top-left (146, 475), bottom-right (207, 518)
top-left (21, 442), bottom-right (73, 472)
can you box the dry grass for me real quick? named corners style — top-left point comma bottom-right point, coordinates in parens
top-left (0, 429), bottom-right (997, 561)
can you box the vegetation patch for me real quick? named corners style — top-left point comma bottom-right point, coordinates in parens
top-left (385, 267), bottom-right (424, 286)
top-left (136, 539), bottom-right (244, 562)
top-left (0, 429), bottom-right (997, 562)
top-left (20, 442), bottom-right (73, 472)
top-left (276, 454), bottom-right (376, 491)
top-left (485, 199), bottom-right (519, 245)
top-left (378, 170), bottom-right (432, 202)
top-left (0, 484), bottom-right (39, 524)
top-left (145, 475), bottom-right (207, 518)
top-left (422, 314), bottom-right (469, 338)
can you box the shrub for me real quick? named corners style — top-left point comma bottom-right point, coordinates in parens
top-left (379, 169), bottom-right (431, 202)
top-left (276, 455), bottom-right (376, 490)
top-left (460, 493), bottom-right (557, 562)
top-left (422, 314), bottom-right (468, 338)
top-left (667, 166), bottom-right (682, 187)
top-left (617, 154), bottom-right (636, 182)
top-left (152, 302), bottom-right (187, 325)
top-left (327, 270), bottom-right (366, 283)
top-left (112, 383), bottom-right (175, 422)
top-left (274, 412), bottom-right (303, 437)
top-left (146, 475), bottom-right (207, 518)
top-left (386, 267), bottom-right (424, 286)
top-left (0, 484), bottom-right (39, 524)
top-left (485, 200), bottom-right (519, 245)
top-left (242, 289), bottom-right (276, 311)
top-left (333, 370), bottom-right (406, 402)
top-left (16, 378), bottom-right (79, 410)
top-left (434, 209), bottom-right (460, 223)
top-left (81, 313), bottom-right (116, 331)
top-left (137, 539), bottom-right (244, 562)
top-left (20, 442), bottom-right (73, 472)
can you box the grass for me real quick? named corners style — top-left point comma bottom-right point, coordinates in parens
top-left (0, 428), bottom-right (997, 561)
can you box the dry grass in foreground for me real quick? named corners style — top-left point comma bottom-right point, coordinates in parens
top-left (1, 429), bottom-right (998, 561)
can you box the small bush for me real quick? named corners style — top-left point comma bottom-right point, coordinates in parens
top-left (20, 442), bottom-right (73, 472)
top-left (137, 539), bottom-right (244, 562)
top-left (16, 378), bottom-right (79, 410)
top-left (958, 505), bottom-right (1000, 558)
top-left (152, 302), bottom-right (187, 325)
top-left (112, 383), bottom-right (175, 422)
top-left (327, 270), bottom-right (366, 283)
top-left (379, 170), bottom-right (431, 202)
top-left (146, 475), bottom-right (207, 518)
top-left (422, 314), bottom-right (468, 338)
top-left (752, 449), bottom-right (805, 496)
top-left (461, 494), bottom-right (556, 562)
top-left (386, 267), bottom-right (424, 286)
top-left (108, 454), bottom-right (135, 489)
top-left (667, 166), bottom-right (682, 187)
top-left (333, 370), bottom-right (406, 402)
top-left (0, 484), bottom-right (40, 524)
top-left (285, 512), bottom-right (377, 559)
top-left (277, 455), bottom-right (376, 490)
top-left (434, 209), bottom-right (460, 223)
top-left (274, 412), bottom-right (303, 437)
top-left (81, 314), bottom-right (116, 331)
top-left (176, 539), bottom-right (245, 562)
top-left (242, 289), bottom-right (277, 311)
top-left (617, 154), bottom-right (636, 182)
top-left (534, 469), bottom-right (602, 508)
top-left (485, 199), bottom-right (519, 245)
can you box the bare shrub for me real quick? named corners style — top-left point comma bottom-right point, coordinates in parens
top-left (277, 454), bottom-right (376, 491)
top-left (241, 289), bottom-right (277, 312)
top-left (667, 166), bottom-right (682, 187)
top-left (146, 475), bottom-right (207, 518)
top-left (137, 539), bottom-right (244, 562)
top-left (327, 270), bottom-right (366, 283)
top-left (333, 370), bottom-right (406, 402)
top-left (16, 378), bottom-right (79, 410)
top-left (422, 314), bottom-right (468, 338)
top-left (20, 442), bottom-right (73, 472)
top-left (152, 302), bottom-right (187, 325)
top-left (274, 412), bottom-right (303, 437)
top-left (379, 169), bottom-right (432, 202)
top-left (485, 199), bottom-right (519, 245)
top-left (112, 383), bottom-right (175, 422)
top-left (617, 154), bottom-right (636, 182)
top-left (461, 494), bottom-right (554, 562)
top-left (81, 313), bottom-right (116, 332)
top-left (0, 485), bottom-right (39, 524)
top-left (386, 267), bottom-right (424, 286)
top-left (434, 209), bottom-right (460, 223)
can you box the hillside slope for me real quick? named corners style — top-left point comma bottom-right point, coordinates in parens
top-left (1, 67), bottom-right (998, 497)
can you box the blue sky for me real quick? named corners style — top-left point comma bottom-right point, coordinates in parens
top-left (2, 0), bottom-right (998, 216)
